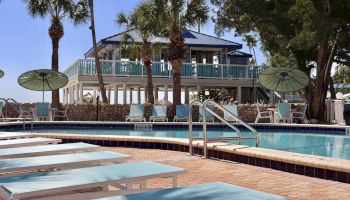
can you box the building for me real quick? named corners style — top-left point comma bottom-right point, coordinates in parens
top-left (62, 30), bottom-right (265, 104)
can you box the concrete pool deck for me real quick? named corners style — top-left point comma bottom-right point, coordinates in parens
top-left (107, 147), bottom-right (350, 200)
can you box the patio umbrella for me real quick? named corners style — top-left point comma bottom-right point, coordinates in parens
top-left (0, 70), bottom-right (4, 78)
top-left (18, 69), bottom-right (68, 102)
top-left (258, 67), bottom-right (309, 93)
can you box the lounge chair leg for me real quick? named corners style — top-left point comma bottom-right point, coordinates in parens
top-left (255, 117), bottom-right (259, 123)
top-left (139, 181), bottom-right (147, 189)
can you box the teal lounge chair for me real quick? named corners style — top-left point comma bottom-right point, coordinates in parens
top-left (95, 182), bottom-right (287, 200)
top-left (0, 161), bottom-right (185, 200)
top-left (150, 105), bottom-right (168, 122)
top-left (174, 104), bottom-right (189, 122)
top-left (0, 151), bottom-right (130, 176)
top-left (0, 132), bottom-right (32, 140)
top-left (35, 102), bottom-right (50, 121)
top-left (0, 142), bottom-right (99, 159)
top-left (126, 104), bottom-right (145, 122)
top-left (223, 104), bottom-right (238, 122)
top-left (0, 137), bottom-right (61, 149)
top-left (276, 103), bottom-right (291, 123)
top-left (199, 106), bottom-right (214, 122)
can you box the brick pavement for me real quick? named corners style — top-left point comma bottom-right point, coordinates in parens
top-left (109, 147), bottom-right (350, 200)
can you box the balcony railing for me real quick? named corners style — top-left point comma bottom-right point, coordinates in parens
top-left (64, 58), bottom-right (262, 80)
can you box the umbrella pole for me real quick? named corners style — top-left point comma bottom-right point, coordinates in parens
top-left (42, 76), bottom-right (45, 102)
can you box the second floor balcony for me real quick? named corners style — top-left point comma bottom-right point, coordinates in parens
top-left (64, 59), bottom-right (262, 80)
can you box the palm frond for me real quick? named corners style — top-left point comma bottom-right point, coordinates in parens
top-left (69, 0), bottom-right (89, 25)
top-left (184, 0), bottom-right (209, 28)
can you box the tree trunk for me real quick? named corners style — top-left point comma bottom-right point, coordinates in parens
top-left (171, 58), bottom-right (182, 106)
top-left (51, 38), bottom-right (60, 108)
top-left (145, 62), bottom-right (154, 104)
top-left (88, 0), bottom-right (108, 104)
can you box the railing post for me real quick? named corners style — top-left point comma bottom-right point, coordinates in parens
top-left (246, 66), bottom-right (249, 79)
top-left (112, 60), bottom-right (116, 77)
top-left (141, 61), bottom-right (144, 78)
top-left (221, 64), bottom-right (223, 79)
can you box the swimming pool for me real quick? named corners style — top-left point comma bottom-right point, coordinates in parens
top-left (32, 129), bottom-right (350, 161)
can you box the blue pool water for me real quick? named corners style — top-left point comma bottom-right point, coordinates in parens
top-left (32, 129), bottom-right (350, 161)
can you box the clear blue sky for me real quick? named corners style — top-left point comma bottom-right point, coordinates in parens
top-left (0, 0), bottom-right (266, 103)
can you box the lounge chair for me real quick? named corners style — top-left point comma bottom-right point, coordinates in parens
top-left (95, 182), bottom-right (287, 200)
top-left (0, 161), bottom-right (185, 200)
top-left (53, 104), bottom-right (69, 121)
top-left (255, 103), bottom-right (273, 123)
top-left (276, 103), bottom-right (291, 123)
top-left (292, 104), bottom-right (308, 123)
top-left (150, 105), bottom-right (168, 122)
top-left (223, 104), bottom-right (238, 122)
top-left (199, 106), bottom-right (214, 122)
top-left (0, 142), bottom-right (99, 159)
top-left (0, 132), bottom-right (32, 140)
top-left (126, 104), bottom-right (145, 122)
top-left (0, 137), bottom-right (61, 149)
top-left (0, 151), bottom-right (130, 176)
top-left (35, 102), bottom-right (50, 121)
top-left (174, 104), bottom-right (189, 122)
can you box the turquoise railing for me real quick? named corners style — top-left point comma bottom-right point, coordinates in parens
top-left (64, 59), bottom-right (261, 80)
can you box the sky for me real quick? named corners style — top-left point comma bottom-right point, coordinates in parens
top-left (0, 0), bottom-right (266, 103)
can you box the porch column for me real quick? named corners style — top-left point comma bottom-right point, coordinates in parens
top-left (62, 88), bottom-right (66, 104)
top-left (122, 83), bottom-right (127, 105)
top-left (236, 86), bottom-right (242, 102)
top-left (154, 86), bottom-right (159, 102)
top-left (144, 85), bottom-right (148, 103)
top-left (93, 89), bottom-right (97, 104)
top-left (137, 86), bottom-right (141, 104)
top-left (107, 86), bottom-right (111, 104)
top-left (69, 86), bottom-right (74, 104)
top-left (185, 86), bottom-right (189, 104)
top-left (79, 83), bottom-right (83, 104)
top-left (164, 85), bottom-right (168, 102)
top-left (114, 85), bottom-right (119, 104)
top-left (75, 84), bottom-right (79, 104)
top-left (129, 88), bottom-right (133, 104)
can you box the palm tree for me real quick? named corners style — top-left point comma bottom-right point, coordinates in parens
top-left (116, 2), bottom-right (161, 104)
top-left (24, 0), bottom-right (89, 108)
top-left (87, 0), bottom-right (108, 103)
top-left (153, 0), bottom-right (209, 109)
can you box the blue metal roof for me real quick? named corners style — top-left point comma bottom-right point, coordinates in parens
top-left (226, 50), bottom-right (252, 57)
top-left (85, 29), bottom-right (243, 56)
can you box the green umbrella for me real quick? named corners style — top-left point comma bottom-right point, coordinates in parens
top-left (0, 70), bottom-right (4, 78)
top-left (258, 67), bottom-right (309, 93)
top-left (18, 69), bottom-right (68, 102)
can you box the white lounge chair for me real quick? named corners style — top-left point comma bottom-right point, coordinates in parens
top-left (95, 182), bottom-right (287, 200)
top-left (53, 104), bottom-right (69, 121)
top-left (126, 104), bottom-right (145, 122)
top-left (0, 137), bottom-right (61, 149)
top-left (0, 142), bottom-right (99, 159)
top-left (292, 104), bottom-right (308, 123)
top-left (0, 161), bottom-right (185, 200)
top-left (149, 105), bottom-right (168, 122)
top-left (0, 132), bottom-right (32, 140)
top-left (223, 104), bottom-right (238, 122)
top-left (199, 106), bottom-right (215, 122)
top-left (0, 151), bottom-right (130, 176)
top-left (255, 103), bottom-right (273, 123)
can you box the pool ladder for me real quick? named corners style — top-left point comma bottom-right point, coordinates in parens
top-left (189, 99), bottom-right (259, 158)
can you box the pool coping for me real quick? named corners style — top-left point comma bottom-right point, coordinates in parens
top-left (32, 132), bottom-right (350, 184)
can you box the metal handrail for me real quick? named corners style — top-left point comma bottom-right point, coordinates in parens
top-left (188, 99), bottom-right (259, 158)
top-left (2, 98), bottom-right (34, 131)
top-left (189, 100), bottom-right (242, 156)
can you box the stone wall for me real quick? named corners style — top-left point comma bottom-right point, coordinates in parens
top-left (3, 103), bottom-right (273, 123)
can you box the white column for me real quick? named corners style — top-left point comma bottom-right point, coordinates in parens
top-left (129, 88), bottom-right (133, 104)
top-left (79, 83), bottom-right (83, 104)
top-left (185, 86), bottom-right (189, 104)
top-left (137, 86), bottom-right (141, 104)
top-left (164, 85), bottom-right (168, 102)
top-left (75, 84), bottom-right (79, 104)
top-left (114, 85), bottom-right (119, 104)
top-left (196, 85), bottom-right (201, 100)
top-left (333, 100), bottom-right (345, 125)
top-left (93, 89), bottom-right (97, 104)
top-left (123, 84), bottom-right (127, 105)
top-left (62, 88), bottom-right (66, 104)
top-left (107, 86), bottom-right (111, 104)
top-left (236, 86), bottom-right (242, 102)
top-left (69, 86), bottom-right (74, 104)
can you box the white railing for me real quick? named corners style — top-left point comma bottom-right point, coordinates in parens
top-left (63, 58), bottom-right (262, 80)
